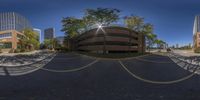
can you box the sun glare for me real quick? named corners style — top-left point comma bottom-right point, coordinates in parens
top-left (95, 23), bottom-right (106, 35)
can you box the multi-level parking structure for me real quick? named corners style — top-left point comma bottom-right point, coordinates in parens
top-left (74, 26), bottom-right (145, 53)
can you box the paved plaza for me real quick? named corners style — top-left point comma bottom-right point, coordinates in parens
top-left (0, 52), bottom-right (200, 100)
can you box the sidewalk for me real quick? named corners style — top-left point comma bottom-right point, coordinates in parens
top-left (0, 50), bottom-right (45, 56)
top-left (173, 50), bottom-right (200, 57)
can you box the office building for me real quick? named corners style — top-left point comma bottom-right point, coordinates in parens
top-left (0, 12), bottom-right (32, 52)
top-left (44, 28), bottom-right (55, 40)
top-left (193, 16), bottom-right (200, 50)
top-left (33, 28), bottom-right (42, 43)
top-left (176, 44), bottom-right (179, 49)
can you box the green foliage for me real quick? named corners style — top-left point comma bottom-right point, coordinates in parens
top-left (82, 15), bottom-right (95, 30)
top-left (124, 15), bottom-right (161, 51)
top-left (142, 23), bottom-right (154, 35)
top-left (14, 49), bottom-right (20, 53)
top-left (61, 17), bottom-right (84, 38)
top-left (43, 38), bottom-right (58, 50)
top-left (146, 33), bottom-right (157, 50)
top-left (55, 47), bottom-right (69, 53)
top-left (84, 8), bottom-right (120, 26)
top-left (154, 39), bottom-right (165, 49)
top-left (61, 8), bottom-right (120, 39)
top-left (61, 8), bottom-right (121, 51)
top-left (61, 8), bottom-right (166, 53)
top-left (194, 47), bottom-right (200, 53)
top-left (18, 28), bottom-right (40, 52)
top-left (20, 48), bottom-right (26, 52)
top-left (44, 39), bottom-right (52, 49)
top-left (9, 48), bottom-right (15, 53)
top-left (124, 15), bottom-right (145, 32)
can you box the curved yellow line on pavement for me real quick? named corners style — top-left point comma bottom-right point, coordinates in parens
top-left (40, 59), bottom-right (99, 73)
top-left (118, 60), bottom-right (196, 84)
top-left (134, 57), bottom-right (174, 64)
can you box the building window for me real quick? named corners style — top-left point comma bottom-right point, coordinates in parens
top-left (0, 42), bottom-right (12, 49)
top-left (0, 32), bottom-right (12, 39)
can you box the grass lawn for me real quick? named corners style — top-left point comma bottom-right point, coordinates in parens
top-left (77, 52), bottom-right (148, 58)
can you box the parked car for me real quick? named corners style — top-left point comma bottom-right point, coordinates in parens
top-left (167, 48), bottom-right (172, 52)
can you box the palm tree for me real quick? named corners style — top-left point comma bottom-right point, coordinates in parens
top-left (154, 39), bottom-right (165, 52)
top-left (146, 33), bottom-right (157, 52)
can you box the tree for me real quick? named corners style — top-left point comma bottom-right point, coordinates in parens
top-left (154, 39), bottom-right (161, 49)
top-left (18, 28), bottom-right (40, 51)
top-left (44, 39), bottom-right (52, 49)
top-left (82, 15), bottom-right (95, 31)
top-left (61, 17), bottom-right (86, 51)
top-left (124, 15), bottom-right (157, 52)
top-left (43, 38), bottom-right (58, 50)
top-left (84, 8), bottom-right (120, 26)
top-left (154, 39), bottom-right (166, 52)
top-left (84, 8), bottom-right (120, 54)
top-left (147, 33), bottom-right (157, 51)
top-left (52, 38), bottom-right (59, 49)
top-left (61, 17), bottom-right (85, 38)
top-left (124, 15), bottom-right (145, 52)
top-left (142, 24), bottom-right (159, 52)
top-left (124, 15), bottom-right (145, 32)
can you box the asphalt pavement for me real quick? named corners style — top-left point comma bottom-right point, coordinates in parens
top-left (0, 53), bottom-right (200, 100)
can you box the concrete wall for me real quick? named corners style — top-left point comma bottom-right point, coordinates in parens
top-left (74, 26), bottom-right (145, 53)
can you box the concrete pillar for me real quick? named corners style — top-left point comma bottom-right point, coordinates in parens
top-left (12, 31), bottom-right (17, 49)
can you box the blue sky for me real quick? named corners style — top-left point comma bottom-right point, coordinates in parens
top-left (0, 0), bottom-right (200, 46)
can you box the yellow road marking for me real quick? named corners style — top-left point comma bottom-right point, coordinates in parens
top-left (134, 57), bottom-right (173, 63)
top-left (118, 60), bottom-right (196, 84)
top-left (39, 59), bottom-right (99, 73)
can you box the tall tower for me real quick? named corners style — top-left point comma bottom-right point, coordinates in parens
top-left (44, 28), bottom-right (55, 40)
top-left (193, 16), bottom-right (200, 49)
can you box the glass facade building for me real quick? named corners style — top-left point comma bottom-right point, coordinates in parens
top-left (0, 12), bottom-right (32, 52)
top-left (0, 12), bottom-right (31, 32)
top-left (193, 16), bottom-right (200, 49)
top-left (44, 28), bottom-right (55, 40)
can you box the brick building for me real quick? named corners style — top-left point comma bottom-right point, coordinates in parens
top-left (0, 12), bottom-right (32, 52)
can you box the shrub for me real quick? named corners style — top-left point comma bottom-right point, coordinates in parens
top-left (9, 49), bottom-right (15, 53)
top-left (14, 49), bottom-right (20, 53)
top-left (60, 47), bottom-right (69, 52)
top-left (20, 49), bottom-right (26, 52)
top-left (194, 47), bottom-right (200, 53)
